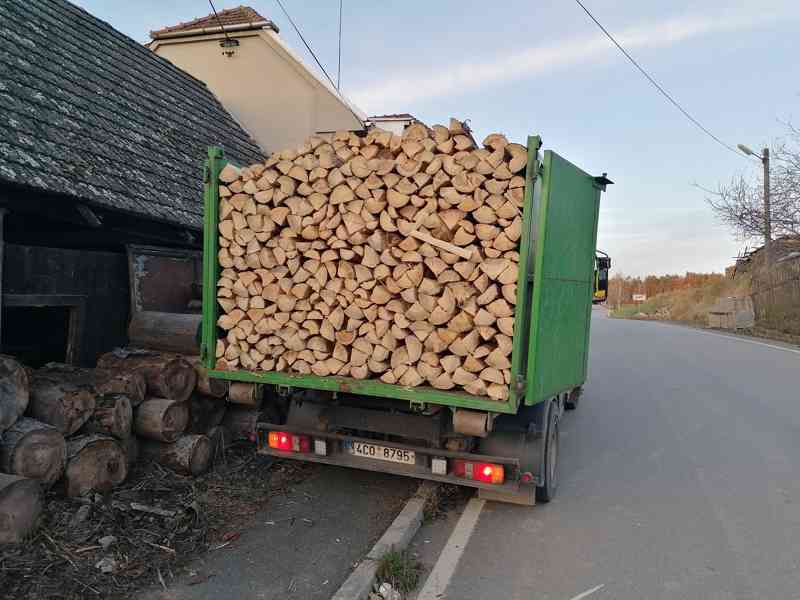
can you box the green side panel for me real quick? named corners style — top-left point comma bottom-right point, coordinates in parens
top-left (525, 151), bottom-right (602, 405)
top-left (509, 136), bottom-right (541, 404)
top-left (200, 147), bottom-right (225, 369)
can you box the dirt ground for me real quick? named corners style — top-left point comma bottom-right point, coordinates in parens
top-left (0, 441), bottom-right (311, 599)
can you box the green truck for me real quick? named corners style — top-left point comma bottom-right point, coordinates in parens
top-left (201, 136), bottom-right (610, 505)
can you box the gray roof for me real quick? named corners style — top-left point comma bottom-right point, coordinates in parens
top-left (0, 0), bottom-right (264, 230)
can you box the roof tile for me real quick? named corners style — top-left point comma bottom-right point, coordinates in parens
top-left (151, 5), bottom-right (271, 38)
top-left (0, 0), bottom-right (265, 230)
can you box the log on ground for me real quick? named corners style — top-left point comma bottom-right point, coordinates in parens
top-left (121, 435), bottom-right (139, 468)
top-left (187, 393), bottom-right (227, 434)
top-left (0, 354), bottom-right (29, 433)
top-left (134, 398), bottom-right (189, 442)
top-left (187, 356), bottom-right (228, 398)
top-left (0, 417), bottom-right (66, 487)
top-left (27, 371), bottom-right (95, 436)
top-left (222, 406), bottom-right (262, 441)
top-left (97, 350), bottom-right (197, 402)
top-left (206, 425), bottom-right (229, 463)
top-left (0, 473), bottom-right (43, 544)
top-left (139, 434), bottom-right (212, 476)
top-left (78, 393), bottom-right (133, 440)
top-left (63, 434), bottom-right (127, 498)
top-left (37, 363), bottom-right (146, 407)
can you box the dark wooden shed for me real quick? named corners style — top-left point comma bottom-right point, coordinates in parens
top-left (0, 0), bottom-right (264, 366)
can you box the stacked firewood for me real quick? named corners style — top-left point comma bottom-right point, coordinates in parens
top-left (215, 119), bottom-right (524, 401)
top-left (0, 350), bottom-right (264, 544)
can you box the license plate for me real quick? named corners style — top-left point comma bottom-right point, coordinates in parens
top-left (345, 441), bottom-right (415, 465)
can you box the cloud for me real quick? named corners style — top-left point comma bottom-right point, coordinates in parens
top-left (350, 9), bottom-right (787, 111)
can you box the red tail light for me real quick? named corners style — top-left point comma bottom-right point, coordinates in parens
top-left (268, 431), bottom-right (310, 453)
top-left (452, 460), bottom-right (504, 484)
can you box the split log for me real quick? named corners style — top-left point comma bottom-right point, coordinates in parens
top-left (0, 474), bottom-right (43, 544)
top-left (0, 417), bottom-right (66, 487)
top-left (0, 355), bottom-right (29, 433)
top-left (228, 382), bottom-right (263, 407)
top-left (36, 363), bottom-right (146, 407)
top-left (134, 398), bottom-right (189, 442)
top-left (78, 393), bottom-right (133, 440)
top-left (222, 406), bottom-right (262, 441)
top-left (63, 434), bottom-right (127, 498)
top-left (139, 434), bottom-right (212, 476)
top-left (97, 350), bottom-right (197, 402)
top-left (27, 372), bottom-right (96, 436)
top-left (187, 393), bottom-right (227, 434)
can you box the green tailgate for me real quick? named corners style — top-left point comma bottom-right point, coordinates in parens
top-left (525, 151), bottom-right (604, 405)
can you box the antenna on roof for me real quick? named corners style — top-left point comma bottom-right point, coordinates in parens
top-left (208, 0), bottom-right (240, 57)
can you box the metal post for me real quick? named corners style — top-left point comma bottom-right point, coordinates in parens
top-left (762, 147), bottom-right (771, 268)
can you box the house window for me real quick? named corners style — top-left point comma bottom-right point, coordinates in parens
top-left (1, 294), bottom-right (85, 367)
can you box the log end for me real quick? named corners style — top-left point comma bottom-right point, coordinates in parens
top-left (64, 435), bottom-right (127, 498)
top-left (0, 474), bottom-right (42, 544)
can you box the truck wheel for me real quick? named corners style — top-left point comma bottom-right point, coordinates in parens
top-left (564, 387), bottom-right (581, 411)
top-left (536, 400), bottom-right (560, 503)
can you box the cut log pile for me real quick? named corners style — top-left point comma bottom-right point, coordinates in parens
top-left (0, 350), bottom-right (263, 545)
top-left (215, 119), bottom-right (525, 401)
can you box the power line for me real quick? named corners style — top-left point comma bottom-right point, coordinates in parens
top-left (337, 0), bottom-right (343, 90)
top-left (207, 0), bottom-right (233, 45)
top-left (573, 0), bottom-right (752, 160)
top-left (273, 0), bottom-right (338, 91)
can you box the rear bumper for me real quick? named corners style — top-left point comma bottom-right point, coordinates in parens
top-left (256, 422), bottom-right (530, 495)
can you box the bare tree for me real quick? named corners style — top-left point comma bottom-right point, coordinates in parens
top-left (704, 123), bottom-right (800, 241)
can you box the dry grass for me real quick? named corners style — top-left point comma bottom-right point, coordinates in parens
top-left (0, 442), bottom-right (311, 600)
top-left (612, 274), bottom-right (752, 325)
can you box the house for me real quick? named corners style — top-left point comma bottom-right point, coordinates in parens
top-left (149, 6), bottom-right (366, 153)
top-left (0, 0), bottom-right (265, 367)
top-left (366, 114), bottom-right (420, 135)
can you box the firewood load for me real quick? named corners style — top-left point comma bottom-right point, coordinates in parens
top-left (214, 119), bottom-right (524, 401)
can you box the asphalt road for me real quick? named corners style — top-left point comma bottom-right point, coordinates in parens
top-left (435, 312), bottom-right (800, 599)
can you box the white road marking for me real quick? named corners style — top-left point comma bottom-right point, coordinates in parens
top-left (569, 583), bottom-right (605, 600)
top-left (682, 327), bottom-right (800, 355)
top-left (416, 497), bottom-right (485, 600)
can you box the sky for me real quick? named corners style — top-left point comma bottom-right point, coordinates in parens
top-left (75, 0), bottom-right (800, 276)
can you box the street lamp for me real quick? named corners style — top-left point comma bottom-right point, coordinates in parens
top-left (737, 143), bottom-right (771, 267)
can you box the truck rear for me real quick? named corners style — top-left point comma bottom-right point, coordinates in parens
top-left (200, 123), bottom-right (609, 504)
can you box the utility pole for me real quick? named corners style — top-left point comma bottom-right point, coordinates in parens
top-left (737, 143), bottom-right (772, 268)
top-left (762, 147), bottom-right (771, 269)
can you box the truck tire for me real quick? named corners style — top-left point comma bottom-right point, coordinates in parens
top-left (536, 399), bottom-right (560, 503)
top-left (564, 387), bottom-right (581, 411)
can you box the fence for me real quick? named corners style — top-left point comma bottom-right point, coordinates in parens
top-left (750, 254), bottom-right (800, 335)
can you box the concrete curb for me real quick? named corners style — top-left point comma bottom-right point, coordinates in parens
top-left (331, 481), bottom-right (438, 600)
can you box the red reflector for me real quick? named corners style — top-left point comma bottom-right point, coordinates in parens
top-left (267, 431), bottom-right (310, 453)
top-left (452, 460), bottom-right (504, 484)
